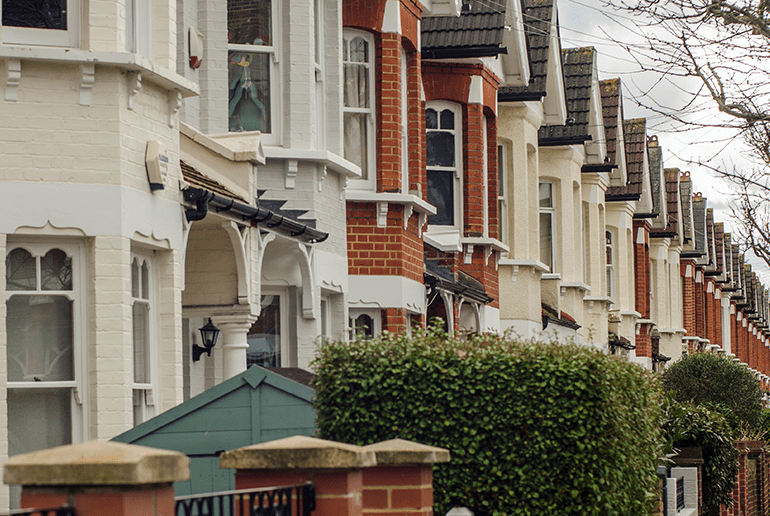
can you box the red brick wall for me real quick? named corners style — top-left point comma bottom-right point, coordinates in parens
top-left (633, 220), bottom-right (651, 318)
top-left (695, 269), bottom-right (705, 339)
top-left (347, 202), bottom-right (424, 283)
top-left (682, 260), bottom-right (696, 336)
top-left (636, 324), bottom-right (652, 359)
top-left (376, 32), bottom-right (403, 193)
top-left (343, 0), bottom-right (386, 31)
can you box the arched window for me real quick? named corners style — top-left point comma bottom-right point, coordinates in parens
top-left (426, 102), bottom-right (461, 227)
top-left (343, 30), bottom-right (376, 188)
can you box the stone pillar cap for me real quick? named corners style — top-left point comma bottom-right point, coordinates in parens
top-left (3, 441), bottom-right (190, 486)
top-left (220, 435), bottom-right (376, 470)
top-left (363, 439), bottom-right (450, 465)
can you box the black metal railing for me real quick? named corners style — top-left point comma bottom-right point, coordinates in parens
top-left (175, 483), bottom-right (315, 516)
top-left (676, 476), bottom-right (685, 511)
top-left (1, 507), bottom-right (75, 516)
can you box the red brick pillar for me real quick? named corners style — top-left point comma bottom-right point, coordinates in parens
top-left (4, 441), bottom-right (188, 516)
top-left (695, 269), bottom-right (706, 341)
top-left (376, 32), bottom-right (402, 193)
top-left (634, 220), bottom-right (651, 319)
top-left (463, 103), bottom-right (485, 237)
top-left (714, 287), bottom-right (723, 349)
top-left (362, 439), bottom-right (450, 515)
top-left (221, 436), bottom-right (376, 516)
top-left (682, 260), bottom-right (696, 337)
top-left (382, 307), bottom-right (408, 334)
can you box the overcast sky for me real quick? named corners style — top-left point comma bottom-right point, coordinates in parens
top-left (555, 0), bottom-right (770, 281)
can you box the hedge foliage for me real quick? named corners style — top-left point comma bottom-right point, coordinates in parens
top-left (313, 328), bottom-right (664, 516)
top-left (662, 352), bottom-right (764, 429)
top-left (662, 400), bottom-right (739, 515)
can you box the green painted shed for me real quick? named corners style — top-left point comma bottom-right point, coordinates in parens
top-left (112, 366), bottom-right (316, 495)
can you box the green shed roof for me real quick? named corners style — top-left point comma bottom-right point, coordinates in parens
top-left (112, 366), bottom-right (316, 456)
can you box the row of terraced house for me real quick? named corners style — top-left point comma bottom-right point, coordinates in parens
top-left (2, 0), bottom-right (770, 509)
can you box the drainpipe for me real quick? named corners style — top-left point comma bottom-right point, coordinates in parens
top-left (184, 190), bottom-right (215, 222)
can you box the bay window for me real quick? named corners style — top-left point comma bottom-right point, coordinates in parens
top-left (427, 103), bottom-right (461, 227)
top-left (343, 30), bottom-right (375, 186)
top-left (228, 0), bottom-right (276, 135)
top-left (247, 293), bottom-right (285, 367)
top-left (2, 0), bottom-right (80, 47)
top-left (5, 242), bottom-right (85, 462)
top-left (539, 182), bottom-right (555, 271)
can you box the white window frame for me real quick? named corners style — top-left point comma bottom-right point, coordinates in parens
top-left (5, 240), bottom-right (87, 448)
top-left (248, 289), bottom-right (290, 367)
top-left (348, 308), bottom-right (381, 339)
top-left (314, 0), bottom-right (325, 150)
top-left (131, 251), bottom-right (157, 427)
top-left (497, 143), bottom-right (508, 246)
top-left (426, 101), bottom-right (462, 230)
top-left (344, 29), bottom-right (376, 190)
top-left (125, 0), bottom-right (152, 58)
top-left (605, 230), bottom-right (615, 299)
top-left (227, 0), bottom-right (280, 145)
top-left (2, 0), bottom-right (80, 47)
top-left (539, 181), bottom-right (556, 272)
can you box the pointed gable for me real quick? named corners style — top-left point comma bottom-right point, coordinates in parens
top-left (623, 118), bottom-right (653, 215)
top-left (651, 168), bottom-right (681, 238)
top-left (679, 171), bottom-right (695, 248)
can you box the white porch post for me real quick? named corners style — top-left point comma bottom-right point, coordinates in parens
top-left (212, 314), bottom-right (258, 380)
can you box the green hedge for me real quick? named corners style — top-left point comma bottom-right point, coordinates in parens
top-left (313, 328), bottom-right (663, 516)
top-left (662, 352), bottom-right (764, 429)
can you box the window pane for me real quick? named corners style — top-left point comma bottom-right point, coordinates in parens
top-left (133, 302), bottom-right (150, 384)
top-left (344, 63), bottom-right (369, 108)
top-left (229, 51), bottom-right (271, 133)
top-left (427, 131), bottom-right (455, 167)
top-left (348, 37), bottom-right (368, 63)
top-left (133, 389), bottom-right (144, 427)
top-left (131, 259), bottom-right (140, 298)
top-left (7, 295), bottom-right (74, 382)
top-left (353, 314), bottom-right (374, 339)
top-left (427, 170), bottom-right (455, 226)
top-left (227, 0), bottom-right (271, 45)
top-left (498, 145), bottom-right (504, 196)
top-left (141, 262), bottom-right (149, 299)
top-left (8, 388), bottom-right (71, 458)
top-left (6, 248), bottom-right (36, 291)
top-left (540, 213), bottom-right (553, 270)
top-left (41, 249), bottom-right (72, 291)
top-left (320, 299), bottom-right (328, 338)
top-left (539, 183), bottom-right (553, 208)
top-left (426, 109), bottom-right (438, 129)
top-left (440, 109), bottom-right (454, 129)
top-left (2, 0), bottom-right (68, 30)
top-left (344, 112), bottom-right (368, 180)
top-left (247, 295), bottom-right (281, 367)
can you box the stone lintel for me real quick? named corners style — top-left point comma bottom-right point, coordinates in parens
top-left (219, 435), bottom-right (376, 470)
top-left (3, 441), bottom-right (190, 486)
top-left (363, 439), bottom-right (450, 466)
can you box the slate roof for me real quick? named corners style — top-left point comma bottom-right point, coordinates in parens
top-left (715, 222), bottom-right (725, 275)
top-left (648, 137), bottom-right (663, 217)
top-left (706, 208), bottom-right (716, 269)
top-left (623, 118), bottom-right (647, 200)
top-left (499, 0), bottom-right (555, 100)
top-left (650, 168), bottom-right (679, 237)
top-left (688, 194), bottom-right (707, 258)
top-left (679, 172), bottom-right (693, 244)
top-left (600, 79), bottom-right (621, 165)
top-left (732, 244), bottom-right (742, 293)
top-left (538, 47), bottom-right (595, 144)
top-left (181, 160), bottom-right (247, 203)
top-left (422, 0), bottom-right (507, 59)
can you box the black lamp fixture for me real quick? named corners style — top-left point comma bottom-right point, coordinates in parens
top-left (193, 318), bottom-right (220, 361)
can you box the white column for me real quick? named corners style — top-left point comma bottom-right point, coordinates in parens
top-left (212, 315), bottom-right (258, 380)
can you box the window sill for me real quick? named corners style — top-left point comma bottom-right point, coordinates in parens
top-left (541, 273), bottom-right (561, 281)
top-left (424, 229), bottom-right (461, 253)
top-left (348, 190), bottom-right (437, 231)
top-left (264, 147), bottom-right (361, 178)
top-left (0, 45), bottom-right (199, 97)
top-left (498, 258), bottom-right (550, 273)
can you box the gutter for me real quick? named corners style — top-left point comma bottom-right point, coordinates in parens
top-left (581, 164), bottom-right (617, 173)
top-left (422, 46), bottom-right (508, 60)
top-left (498, 91), bottom-right (546, 102)
top-left (538, 134), bottom-right (592, 146)
top-left (183, 187), bottom-right (329, 243)
top-left (606, 193), bottom-right (641, 202)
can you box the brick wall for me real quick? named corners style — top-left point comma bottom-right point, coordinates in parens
top-left (633, 220), bottom-right (651, 318)
top-left (682, 260), bottom-right (696, 336)
top-left (695, 269), bottom-right (706, 339)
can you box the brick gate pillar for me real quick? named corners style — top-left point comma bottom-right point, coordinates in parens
top-left (4, 441), bottom-right (189, 516)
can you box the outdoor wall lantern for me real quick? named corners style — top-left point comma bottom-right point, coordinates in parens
top-left (193, 318), bottom-right (220, 361)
